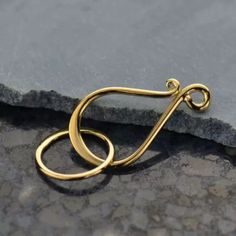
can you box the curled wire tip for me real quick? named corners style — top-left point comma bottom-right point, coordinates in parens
top-left (166, 78), bottom-right (181, 96)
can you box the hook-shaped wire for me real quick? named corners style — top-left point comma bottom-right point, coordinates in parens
top-left (69, 79), bottom-right (211, 167)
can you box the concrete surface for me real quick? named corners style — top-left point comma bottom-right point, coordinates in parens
top-left (1, 103), bottom-right (236, 236)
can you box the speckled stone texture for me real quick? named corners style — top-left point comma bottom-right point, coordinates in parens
top-left (1, 103), bottom-right (236, 236)
top-left (0, 0), bottom-right (236, 147)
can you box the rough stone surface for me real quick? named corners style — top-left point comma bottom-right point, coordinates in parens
top-left (1, 104), bottom-right (236, 235)
top-left (0, 0), bottom-right (236, 147)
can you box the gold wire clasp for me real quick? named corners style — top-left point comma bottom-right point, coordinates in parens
top-left (35, 79), bottom-right (211, 180)
top-left (68, 79), bottom-right (211, 167)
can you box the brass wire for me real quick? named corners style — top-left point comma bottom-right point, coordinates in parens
top-left (69, 79), bottom-right (211, 167)
top-left (36, 79), bottom-right (211, 180)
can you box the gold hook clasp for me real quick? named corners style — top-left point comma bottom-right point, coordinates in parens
top-left (68, 79), bottom-right (211, 167)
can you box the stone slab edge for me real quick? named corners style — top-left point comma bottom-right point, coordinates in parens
top-left (0, 82), bottom-right (235, 147)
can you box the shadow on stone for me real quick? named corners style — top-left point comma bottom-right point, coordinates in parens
top-left (70, 147), bottom-right (169, 176)
top-left (36, 165), bottom-right (113, 196)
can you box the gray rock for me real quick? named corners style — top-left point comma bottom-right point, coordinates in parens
top-left (1, 105), bottom-right (236, 235)
top-left (38, 205), bottom-right (76, 228)
top-left (208, 180), bottom-right (231, 199)
top-left (165, 205), bottom-right (202, 218)
top-left (148, 228), bottom-right (169, 236)
top-left (176, 176), bottom-right (206, 197)
top-left (222, 205), bottom-right (236, 222)
top-left (89, 191), bottom-right (115, 206)
top-left (180, 156), bottom-right (222, 177)
top-left (226, 169), bottom-right (236, 181)
top-left (218, 219), bottom-right (236, 235)
top-left (0, 0), bottom-right (236, 147)
top-left (165, 205), bottom-right (188, 218)
top-left (112, 205), bottom-right (130, 219)
top-left (0, 182), bottom-right (12, 197)
top-left (130, 210), bottom-right (148, 231)
top-left (164, 217), bottom-right (183, 230)
top-left (0, 129), bottom-right (38, 148)
top-left (201, 213), bottom-right (214, 225)
top-left (182, 218), bottom-right (199, 231)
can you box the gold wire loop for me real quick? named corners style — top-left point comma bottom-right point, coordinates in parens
top-left (68, 79), bottom-right (211, 167)
top-left (166, 78), bottom-right (181, 96)
top-left (182, 84), bottom-right (211, 111)
top-left (35, 129), bottom-right (114, 180)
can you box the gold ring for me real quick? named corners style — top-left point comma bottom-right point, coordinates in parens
top-left (35, 129), bottom-right (114, 180)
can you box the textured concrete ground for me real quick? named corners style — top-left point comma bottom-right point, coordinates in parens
top-left (1, 0), bottom-right (236, 147)
top-left (1, 103), bottom-right (236, 236)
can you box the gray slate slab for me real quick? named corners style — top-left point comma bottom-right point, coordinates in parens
top-left (0, 0), bottom-right (236, 146)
